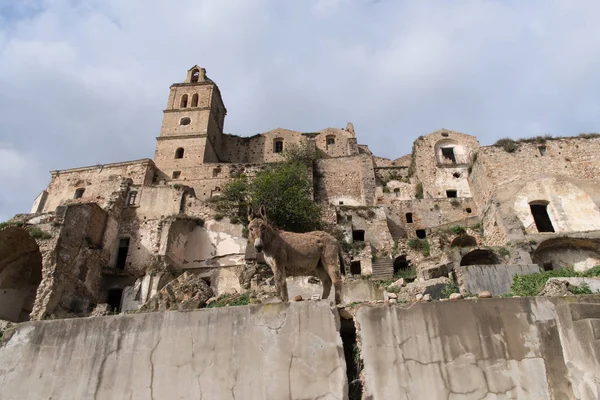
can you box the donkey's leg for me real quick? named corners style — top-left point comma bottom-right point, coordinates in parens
top-left (273, 266), bottom-right (289, 302)
top-left (323, 246), bottom-right (343, 305)
top-left (315, 264), bottom-right (332, 300)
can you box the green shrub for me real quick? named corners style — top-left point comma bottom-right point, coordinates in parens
top-left (382, 186), bottom-right (390, 193)
top-left (28, 227), bottom-right (52, 239)
top-left (206, 292), bottom-right (251, 308)
top-left (172, 183), bottom-right (183, 189)
top-left (494, 138), bottom-right (518, 153)
top-left (386, 285), bottom-right (401, 294)
top-left (581, 265), bottom-right (600, 277)
top-left (393, 267), bottom-right (417, 281)
top-left (0, 222), bottom-right (9, 230)
top-left (441, 283), bottom-right (459, 298)
top-left (415, 182), bottom-right (424, 199)
top-left (450, 226), bottom-right (466, 235)
top-left (511, 268), bottom-right (578, 297)
top-left (570, 283), bottom-right (593, 295)
top-left (497, 247), bottom-right (510, 257)
top-left (407, 238), bottom-right (430, 256)
top-left (214, 213), bottom-right (224, 221)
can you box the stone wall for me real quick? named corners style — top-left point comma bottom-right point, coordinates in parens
top-left (315, 154), bottom-right (375, 208)
top-left (356, 296), bottom-right (600, 400)
top-left (0, 302), bottom-right (347, 400)
top-left (40, 159), bottom-right (155, 213)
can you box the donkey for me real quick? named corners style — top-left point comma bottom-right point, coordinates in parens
top-left (247, 205), bottom-right (344, 304)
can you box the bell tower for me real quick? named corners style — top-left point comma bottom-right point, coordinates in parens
top-left (154, 66), bottom-right (227, 181)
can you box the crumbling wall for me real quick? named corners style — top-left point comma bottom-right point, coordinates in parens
top-left (0, 302), bottom-right (348, 400)
top-left (41, 159), bottom-right (155, 213)
top-left (315, 154), bottom-right (375, 207)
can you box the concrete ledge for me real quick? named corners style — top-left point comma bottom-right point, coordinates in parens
top-left (0, 302), bottom-right (347, 400)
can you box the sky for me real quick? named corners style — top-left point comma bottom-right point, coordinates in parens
top-left (1, 0), bottom-right (600, 221)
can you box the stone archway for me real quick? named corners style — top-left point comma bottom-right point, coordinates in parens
top-left (532, 237), bottom-right (600, 272)
top-left (451, 235), bottom-right (477, 247)
top-left (0, 227), bottom-right (43, 322)
top-left (460, 249), bottom-right (499, 266)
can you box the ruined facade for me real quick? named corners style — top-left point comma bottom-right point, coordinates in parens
top-left (3, 64), bottom-right (600, 322)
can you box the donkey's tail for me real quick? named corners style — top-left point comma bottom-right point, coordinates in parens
top-left (338, 244), bottom-right (346, 275)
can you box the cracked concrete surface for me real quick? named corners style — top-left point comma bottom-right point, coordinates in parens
top-left (356, 297), bottom-right (600, 400)
top-left (0, 301), bottom-right (347, 400)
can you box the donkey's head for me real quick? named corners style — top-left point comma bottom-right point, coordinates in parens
top-left (247, 204), bottom-right (269, 253)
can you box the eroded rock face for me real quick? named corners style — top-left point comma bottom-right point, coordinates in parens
top-left (138, 272), bottom-right (213, 312)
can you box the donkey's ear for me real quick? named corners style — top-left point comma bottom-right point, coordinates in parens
top-left (258, 204), bottom-right (267, 219)
top-left (247, 204), bottom-right (255, 220)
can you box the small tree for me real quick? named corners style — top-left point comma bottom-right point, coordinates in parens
top-left (214, 142), bottom-right (322, 232)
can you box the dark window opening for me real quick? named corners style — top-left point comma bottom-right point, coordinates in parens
top-left (350, 261), bottom-right (361, 274)
top-left (393, 255), bottom-right (409, 274)
top-left (538, 146), bottom-right (547, 156)
top-left (530, 203), bottom-right (555, 233)
top-left (446, 190), bottom-right (458, 198)
top-left (212, 167), bottom-right (221, 177)
top-left (115, 238), bottom-right (130, 270)
top-left (191, 69), bottom-right (199, 83)
top-left (441, 147), bottom-right (456, 163)
top-left (406, 212), bottom-right (413, 223)
top-left (441, 132), bottom-right (449, 137)
top-left (201, 277), bottom-right (212, 286)
top-left (179, 117), bottom-right (191, 126)
top-left (453, 172), bottom-right (461, 178)
top-left (451, 235), bottom-right (477, 247)
top-left (339, 201), bottom-right (344, 205)
top-left (180, 94), bottom-right (188, 108)
top-left (460, 249), bottom-right (500, 266)
top-left (191, 93), bottom-right (199, 107)
top-left (347, 215), bottom-right (352, 222)
top-left (274, 139), bottom-right (284, 153)
top-left (175, 147), bottom-right (184, 159)
top-left (543, 262), bottom-right (553, 271)
top-left (416, 229), bottom-right (426, 239)
top-left (352, 230), bottom-right (365, 241)
top-left (172, 171), bottom-right (181, 179)
top-left (107, 289), bottom-right (123, 313)
top-left (127, 191), bottom-right (137, 206)
top-left (74, 188), bottom-right (85, 199)
top-left (326, 136), bottom-right (335, 145)
top-left (393, 188), bottom-right (400, 193)
top-left (465, 208), bottom-right (472, 213)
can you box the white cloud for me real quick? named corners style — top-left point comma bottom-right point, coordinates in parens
top-left (1, 0), bottom-right (600, 218)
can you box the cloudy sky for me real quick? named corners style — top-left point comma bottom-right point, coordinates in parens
top-left (1, 0), bottom-right (600, 220)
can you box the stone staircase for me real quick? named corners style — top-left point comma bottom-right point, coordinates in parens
top-left (371, 258), bottom-right (394, 280)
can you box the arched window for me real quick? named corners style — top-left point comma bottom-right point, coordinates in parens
top-left (175, 148), bottom-right (184, 159)
top-left (180, 94), bottom-right (188, 108)
top-left (191, 93), bottom-right (198, 107)
top-left (274, 139), bottom-right (284, 153)
top-left (529, 201), bottom-right (555, 233)
top-left (191, 69), bottom-right (199, 83)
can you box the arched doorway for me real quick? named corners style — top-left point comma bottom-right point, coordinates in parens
top-left (451, 235), bottom-right (477, 247)
top-left (393, 255), bottom-right (409, 274)
top-left (0, 227), bottom-right (43, 322)
top-left (460, 249), bottom-right (499, 266)
top-left (532, 237), bottom-right (600, 272)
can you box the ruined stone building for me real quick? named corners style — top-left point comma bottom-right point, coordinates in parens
top-left (3, 64), bottom-right (600, 322)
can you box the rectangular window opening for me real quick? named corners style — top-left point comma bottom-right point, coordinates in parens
top-left (441, 147), bottom-right (457, 163)
top-left (350, 261), bottom-right (362, 275)
top-left (446, 190), bottom-right (458, 198)
top-left (115, 238), bottom-right (130, 270)
top-left (406, 212), bottom-right (413, 223)
top-left (352, 230), bottom-right (365, 242)
top-left (172, 171), bottom-right (181, 179)
top-left (127, 191), bottom-right (137, 206)
top-left (538, 146), bottom-right (547, 156)
top-left (74, 188), bottom-right (85, 199)
top-left (107, 288), bottom-right (123, 313)
top-left (416, 229), bottom-right (427, 239)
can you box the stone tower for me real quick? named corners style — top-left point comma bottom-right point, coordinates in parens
top-left (154, 66), bottom-right (227, 180)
